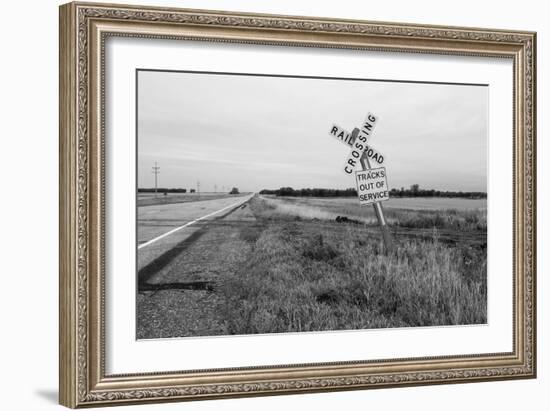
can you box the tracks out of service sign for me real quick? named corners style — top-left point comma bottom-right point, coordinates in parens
top-left (355, 167), bottom-right (390, 205)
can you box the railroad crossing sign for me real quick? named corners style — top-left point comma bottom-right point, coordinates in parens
top-left (328, 123), bottom-right (386, 172)
top-left (327, 114), bottom-right (393, 252)
top-left (342, 113), bottom-right (378, 175)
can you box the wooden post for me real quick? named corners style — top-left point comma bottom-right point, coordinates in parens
top-left (352, 128), bottom-right (393, 253)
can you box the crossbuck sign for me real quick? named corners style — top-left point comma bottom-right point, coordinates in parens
top-left (327, 112), bottom-right (392, 251)
top-left (342, 113), bottom-right (378, 175)
top-left (329, 121), bottom-right (386, 174)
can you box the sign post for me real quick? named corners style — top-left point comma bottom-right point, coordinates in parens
top-left (353, 129), bottom-right (393, 252)
top-left (344, 127), bottom-right (392, 253)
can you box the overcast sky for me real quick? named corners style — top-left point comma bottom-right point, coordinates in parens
top-left (137, 70), bottom-right (487, 193)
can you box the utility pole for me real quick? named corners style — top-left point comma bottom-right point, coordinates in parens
top-left (152, 162), bottom-right (160, 197)
top-left (197, 181), bottom-right (200, 199)
top-left (214, 184), bottom-right (217, 193)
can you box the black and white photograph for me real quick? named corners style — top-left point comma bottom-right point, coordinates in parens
top-left (135, 70), bottom-right (488, 339)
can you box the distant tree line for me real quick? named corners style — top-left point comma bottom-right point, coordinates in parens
top-left (259, 187), bottom-right (357, 197)
top-left (260, 185), bottom-right (486, 199)
top-left (138, 188), bottom-right (187, 193)
top-left (138, 187), bottom-right (240, 194)
top-left (390, 184), bottom-right (486, 198)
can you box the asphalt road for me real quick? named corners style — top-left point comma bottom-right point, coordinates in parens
top-left (137, 193), bottom-right (254, 271)
top-left (136, 193), bottom-right (259, 339)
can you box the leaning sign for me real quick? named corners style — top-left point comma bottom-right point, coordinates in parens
top-left (355, 166), bottom-right (390, 206)
top-left (342, 113), bottom-right (379, 175)
top-left (326, 112), bottom-right (393, 252)
top-left (329, 125), bottom-right (386, 166)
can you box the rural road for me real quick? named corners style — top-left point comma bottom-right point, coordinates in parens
top-left (137, 193), bottom-right (254, 271)
top-left (137, 193), bottom-right (259, 339)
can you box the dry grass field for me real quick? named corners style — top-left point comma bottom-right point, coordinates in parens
top-left (214, 195), bottom-right (487, 334)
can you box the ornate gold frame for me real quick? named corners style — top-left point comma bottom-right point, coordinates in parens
top-left (59, 2), bottom-right (536, 408)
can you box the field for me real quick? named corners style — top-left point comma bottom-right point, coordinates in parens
top-left (137, 194), bottom-right (487, 338)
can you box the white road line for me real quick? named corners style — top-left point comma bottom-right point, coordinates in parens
top-left (137, 195), bottom-right (253, 250)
